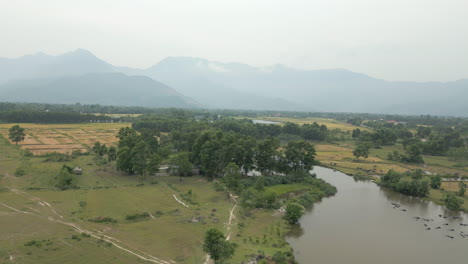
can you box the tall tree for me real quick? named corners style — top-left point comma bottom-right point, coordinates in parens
top-left (171, 152), bottom-right (192, 181)
top-left (203, 228), bottom-right (236, 264)
top-left (256, 137), bottom-right (280, 174)
top-left (353, 142), bottom-right (370, 159)
top-left (284, 140), bottom-right (316, 173)
top-left (8, 125), bottom-right (26, 145)
top-left (223, 162), bottom-right (242, 193)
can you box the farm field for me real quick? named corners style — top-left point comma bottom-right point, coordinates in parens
top-left (0, 123), bottom-right (131, 155)
top-left (257, 116), bottom-right (371, 132)
top-left (0, 134), bottom-right (294, 264)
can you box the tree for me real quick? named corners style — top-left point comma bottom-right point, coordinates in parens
top-left (223, 162), bottom-right (242, 193)
top-left (430, 175), bottom-right (442, 189)
top-left (107, 146), bottom-right (117, 161)
top-left (284, 141), bottom-right (316, 173)
top-left (8, 125), bottom-right (25, 145)
top-left (352, 128), bottom-right (361, 138)
top-left (284, 202), bottom-right (304, 224)
top-left (116, 146), bottom-right (133, 173)
top-left (256, 137), bottom-right (280, 175)
top-left (93, 141), bottom-right (107, 156)
top-left (130, 141), bottom-right (151, 176)
top-left (54, 165), bottom-right (76, 190)
top-left (401, 144), bottom-right (424, 163)
top-left (203, 228), bottom-right (236, 263)
top-left (353, 142), bottom-right (370, 159)
top-left (444, 191), bottom-right (463, 210)
top-left (146, 153), bottom-right (162, 176)
top-left (171, 153), bottom-right (192, 181)
top-left (458, 181), bottom-right (466, 197)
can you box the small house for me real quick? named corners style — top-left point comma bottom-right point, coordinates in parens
top-left (73, 167), bottom-right (83, 175)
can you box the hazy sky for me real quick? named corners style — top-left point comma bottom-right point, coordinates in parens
top-left (1, 0), bottom-right (467, 81)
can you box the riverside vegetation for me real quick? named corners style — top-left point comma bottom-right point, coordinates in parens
top-left (1, 103), bottom-right (467, 263)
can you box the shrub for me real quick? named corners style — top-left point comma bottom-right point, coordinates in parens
top-left (14, 167), bottom-right (26, 176)
top-left (284, 202), bottom-right (304, 224)
top-left (88, 216), bottom-right (118, 223)
top-left (125, 212), bottom-right (150, 221)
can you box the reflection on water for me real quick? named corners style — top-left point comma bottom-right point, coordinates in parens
top-left (287, 167), bottom-right (468, 264)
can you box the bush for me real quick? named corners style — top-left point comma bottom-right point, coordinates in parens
top-left (14, 167), bottom-right (26, 176)
top-left (88, 216), bottom-right (118, 223)
top-left (284, 202), bottom-right (304, 224)
top-left (125, 212), bottom-right (150, 222)
top-left (444, 191), bottom-right (464, 211)
top-left (54, 165), bottom-right (77, 190)
top-left (42, 152), bottom-right (72, 162)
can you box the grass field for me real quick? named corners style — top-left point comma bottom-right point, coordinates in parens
top-left (0, 129), bottom-right (296, 264)
top-left (0, 123), bottom-right (131, 155)
top-left (256, 116), bottom-right (371, 132)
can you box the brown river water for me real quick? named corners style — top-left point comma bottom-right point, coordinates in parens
top-left (287, 166), bottom-right (468, 264)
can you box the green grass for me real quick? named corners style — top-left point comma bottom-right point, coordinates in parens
top-left (1, 133), bottom-right (301, 263)
top-left (265, 184), bottom-right (311, 196)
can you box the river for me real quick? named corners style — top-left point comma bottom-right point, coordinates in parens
top-left (287, 166), bottom-right (468, 264)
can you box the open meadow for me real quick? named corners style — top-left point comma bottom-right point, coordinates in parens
top-left (0, 128), bottom-right (299, 264)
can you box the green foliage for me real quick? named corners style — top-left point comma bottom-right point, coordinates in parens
top-left (222, 162), bottom-right (242, 193)
top-left (14, 167), bottom-right (26, 176)
top-left (180, 189), bottom-right (198, 205)
top-left (8, 125), bottom-right (26, 145)
top-left (284, 202), bottom-right (304, 224)
top-left (430, 175), bottom-right (442, 189)
top-left (42, 152), bottom-right (73, 162)
top-left (381, 170), bottom-right (429, 197)
top-left (170, 152), bottom-right (192, 177)
top-left (353, 142), bottom-right (370, 159)
top-left (271, 251), bottom-right (295, 264)
top-left (107, 146), bottom-right (117, 161)
top-left (88, 216), bottom-right (118, 223)
top-left (92, 141), bottom-right (108, 156)
top-left (54, 165), bottom-right (77, 190)
top-left (283, 140), bottom-right (316, 173)
top-left (444, 191), bottom-right (464, 211)
top-left (203, 228), bottom-right (237, 263)
top-left (401, 144), bottom-right (424, 164)
top-left (458, 181), bottom-right (466, 197)
top-left (116, 146), bottom-right (132, 173)
top-left (125, 212), bottom-right (151, 222)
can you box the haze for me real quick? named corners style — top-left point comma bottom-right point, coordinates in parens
top-left (1, 0), bottom-right (467, 82)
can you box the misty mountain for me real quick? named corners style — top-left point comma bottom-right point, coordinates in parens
top-left (0, 49), bottom-right (114, 84)
top-left (128, 57), bottom-right (468, 116)
top-left (0, 73), bottom-right (197, 108)
top-left (1, 50), bottom-right (467, 116)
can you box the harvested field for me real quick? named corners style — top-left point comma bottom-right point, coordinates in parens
top-left (441, 181), bottom-right (468, 192)
top-left (0, 123), bottom-right (131, 155)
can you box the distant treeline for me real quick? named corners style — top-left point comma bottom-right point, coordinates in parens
top-left (0, 111), bottom-right (114, 124)
top-left (1, 101), bottom-right (468, 127)
top-left (133, 118), bottom-right (329, 141)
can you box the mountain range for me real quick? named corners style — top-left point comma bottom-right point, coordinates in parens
top-left (0, 49), bottom-right (467, 116)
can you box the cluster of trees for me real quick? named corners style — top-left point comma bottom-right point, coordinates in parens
top-left (133, 118), bottom-right (330, 141)
top-left (115, 128), bottom-right (162, 176)
top-left (380, 170), bottom-right (430, 197)
top-left (92, 142), bottom-right (117, 162)
top-left (0, 110), bottom-right (119, 124)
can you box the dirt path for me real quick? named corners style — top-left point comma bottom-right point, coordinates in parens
top-left (172, 194), bottom-right (190, 208)
top-left (225, 204), bottom-right (237, 241)
top-left (3, 189), bottom-right (175, 264)
top-left (203, 198), bottom-right (237, 264)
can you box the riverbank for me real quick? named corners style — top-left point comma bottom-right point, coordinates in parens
top-left (325, 162), bottom-right (468, 213)
top-left (287, 166), bottom-right (468, 264)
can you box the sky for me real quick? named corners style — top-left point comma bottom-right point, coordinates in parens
top-left (1, 0), bottom-right (467, 82)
